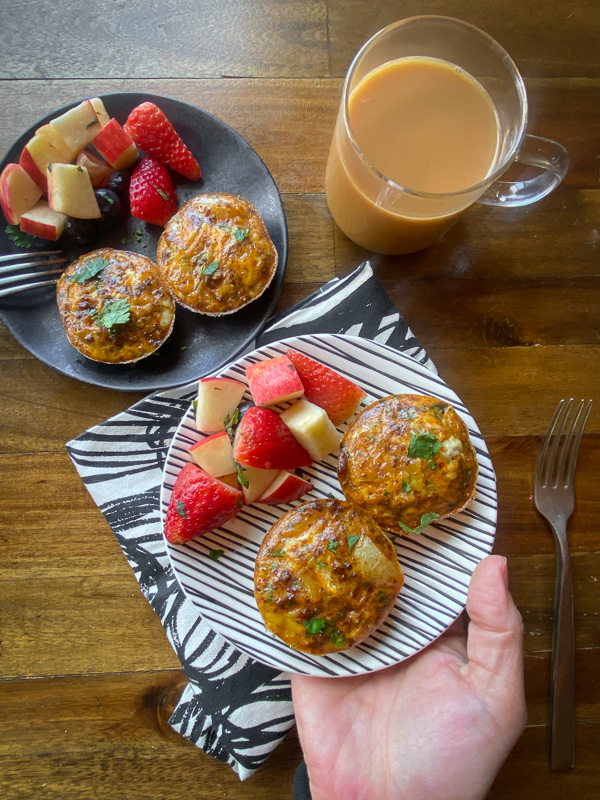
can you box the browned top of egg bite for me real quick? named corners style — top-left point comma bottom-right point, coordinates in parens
top-left (338, 394), bottom-right (478, 535)
top-left (156, 193), bottom-right (278, 315)
top-left (56, 248), bottom-right (175, 364)
top-left (254, 498), bottom-right (404, 655)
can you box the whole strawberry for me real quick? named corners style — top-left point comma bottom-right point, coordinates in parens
top-left (129, 155), bottom-right (178, 226)
top-left (124, 102), bottom-right (201, 181)
top-left (165, 463), bottom-right (242, 544)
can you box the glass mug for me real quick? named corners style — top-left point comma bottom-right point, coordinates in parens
top-left (325, 16), bottom-right (568, 255)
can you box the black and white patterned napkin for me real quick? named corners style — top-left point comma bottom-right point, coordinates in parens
top-left (66, 261), bottom-right (433, 780)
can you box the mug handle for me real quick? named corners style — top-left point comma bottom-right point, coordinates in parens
top-left (478, 134), bottom-right (569, 207)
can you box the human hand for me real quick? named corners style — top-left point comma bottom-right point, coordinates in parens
top-left (291, 555), bottom-right (527, 800)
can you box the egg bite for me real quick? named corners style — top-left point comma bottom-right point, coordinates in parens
top-left (338, 394), bottom-right (478, 535)
top-left (56, 248), bottom-right (175, 364)
top-left (156, 193), bottom-right (278, 315)
top-left (254, 498), bottom-right (404, 655)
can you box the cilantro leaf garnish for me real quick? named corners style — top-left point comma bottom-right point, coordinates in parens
top-left (397, 512), bottom-right (440, 535)
top-left (327, 539), bottom-right (339, 553)
top-left (152, 184), bottom-right (169, 202)
top-left (329, 630), bottom-right (346, 647)
top-left (192, 399), bottom-right (198, 411)
top-left (90, 298), bottom-right (131, 335)
top-left (234, 227), bottom-right (250, 242)
top-left (209, 549), bottom-right (224, 561)
top-left (176, 499), bottom-right (187, 519)
top-left (134, 227), bottom-right (144, 242)
top-left (430, 403), bottom-right (448, 418)
top-left (235, 461), bottom-right (249, 488)
top-left (347, 534), bottom-right (360, 552)
top-left (5, 224), bottom-right (31, 249)
top-left (316, 560), bottom-right (327, 568)
top-left (407, 433), bottom-right (441, 460)
top-left (224, 408), bottom-right (240, 442)
top-left (72, 256), bottom-right (109, 283)
top-left (270, 549), bottom-right (285, 557)
top-left (217, 223), bottom-right (231, 232)
top-left (203, 260), bottom-right (220, 276)
top-left (378, 591), bottom-right (388, 604)
top-left (401, 479), bottom-right (410, 493)
top-left (303, 617), bottom-right (326, 635)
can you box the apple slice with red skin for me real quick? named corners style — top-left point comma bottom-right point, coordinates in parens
top-left (257, 471), bottom-right (313, 504)
top-left (188, 431), bottom-right (236, 478)
top-left (238, 464), bottom-right (280, 503)
top-left (75, 150), bottom-right (112, 188)
top-left (0, 164), bottom-right (43, 225)
top-left (245, 355), bottom-right (304, 406)
top-left (92, 118), bottom-right (138, 170)
top-left (195, 377), bottom-right (246, 432)
top-left (19, 131), bottom-right (73, 192)
top-left (49, 99), bottom-right (102, 155)
top-left (20, 200), bottom-right (66, 241)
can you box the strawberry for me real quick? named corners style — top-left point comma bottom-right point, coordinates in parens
top-left (129, 155), bottom-right (178, 226)
top-left (232, 406), bottom-right (312, 470)
top-left (165, 463), bottom-right (242, 544)
top-left (286, 350), bottom-right (367, 426)
top-left (124, 102), bottom-right (201, 181)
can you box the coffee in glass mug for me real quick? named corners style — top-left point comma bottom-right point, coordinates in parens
top-left (325, 17), bottom-right (568, 255)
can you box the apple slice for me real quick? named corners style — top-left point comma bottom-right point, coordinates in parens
top-left (258, 471), bottom-right (313, 504)
top-left (35, 123), bottom-right (77, 161)
top-left (20, 200), bottom-right (66, 241)
top-left (245, 355), bottom-right (304, 406)
top-left (0, 164), bottom-right (43, 225)
top-left (238, 465), bottom-right (280, 504)
top-left (188, 431), bottom-right (236, 478)
top-left (75, 150), bottom-right (112, 188)
top-left (50, 99), bottom-right (102, 155)
top-left (47, 163), bottom-right (101, 219)
top-left (219, 472), bottom-right (240, 489)
top-left (89, 97), bottom-right (110, 128)
top-left (195, 377), bottom-right (246, 432)
top-left (92, 118), bottom-right (138, 170)
top-left (280, 399), bottom-right (341, 462)
top-left (19, 132), bottom-right (73, 192)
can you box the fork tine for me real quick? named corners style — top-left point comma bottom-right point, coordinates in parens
top-left (535, 399), bottom-right (565, 487)
top-left (0, 250), bottom-right (63, 264)
top-left (547, 399), bottom-right (572, 488)
top-left (555, 400), bottom-right (584, 488)
top-left (0, 257), bottom-right (67, 277)
top-left (564, 399), bottom-right (593, 489)
top-left (0, 278), bottom-right (60, 298)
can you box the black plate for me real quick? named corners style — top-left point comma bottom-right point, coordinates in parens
top-left (0, 93), bottom-right (288, 391)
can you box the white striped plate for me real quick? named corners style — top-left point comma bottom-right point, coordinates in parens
top-left (161, 333), bottom-right (497, 677)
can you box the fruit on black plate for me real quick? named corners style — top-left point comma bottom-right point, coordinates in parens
top-left (64, 216), bottom-right (99, 247)
top-left (94, 188), bottom-right (125, 228)
top-left (106, 170), bottom-right (131, 204)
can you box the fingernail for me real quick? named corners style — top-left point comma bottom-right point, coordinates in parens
top-left (499, 556), bottom-right (509, 589)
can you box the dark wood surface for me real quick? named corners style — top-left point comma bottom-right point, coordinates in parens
top-left (1, 2), bottom-right (598, 798)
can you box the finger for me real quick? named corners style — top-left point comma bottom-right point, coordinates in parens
top-left (436, 612), bottom-right (468, 661)
top-left (465, 555), bottom-right (526, 712)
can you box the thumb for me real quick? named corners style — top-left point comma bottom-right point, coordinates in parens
top-left (465, 555), bottom-right (526, 715)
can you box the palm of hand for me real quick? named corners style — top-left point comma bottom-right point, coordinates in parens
top-left (291, 556), bottom-right (527, 800)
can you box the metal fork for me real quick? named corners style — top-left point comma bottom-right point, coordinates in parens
top-left (0, 250), bottom-right (68, 298)
top-left (533, 397), bottom-right (593, 770)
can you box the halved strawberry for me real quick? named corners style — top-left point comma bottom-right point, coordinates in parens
top-left (232, 406), bottom-right (312, 470)
top-left (286, 350), bottom-right (366, 426)
top-left (124, 102), bottom-right (201, 181)
top-left (165, 463), bottom-right (242, 544)
top-left (129, 155), bottom-right (178, 226)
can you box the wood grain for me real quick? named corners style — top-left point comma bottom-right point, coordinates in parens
top-left (0, 0), bottom-right (328, 80)
top-left (327, 0), bottom-right (600, 79)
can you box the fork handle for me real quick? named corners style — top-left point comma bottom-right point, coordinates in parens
top-left (550, 520), bottom-right (575, 769)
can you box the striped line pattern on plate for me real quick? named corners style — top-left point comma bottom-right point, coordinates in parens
top-left (161, 333), bottom-right (497, 678)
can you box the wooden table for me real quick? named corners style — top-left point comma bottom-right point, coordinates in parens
top-left (1, 2), bottom-right (598, 797)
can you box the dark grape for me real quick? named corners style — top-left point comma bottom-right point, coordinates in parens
top-left (94, 188), bottom-right (125, 228)
top-left (106, 170), bottom-right (131, 203)
top-left (64, 217), bottom-right (99, 247)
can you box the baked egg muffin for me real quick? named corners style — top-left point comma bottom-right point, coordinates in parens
top-left (56, 248), bottom-right (175, 364)
top-left (338, 394), bottom-right (478, 535)
top-left (156, 193), bottom-right (278, 315)
top-left (254, 498), bottom-right (404, 655)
